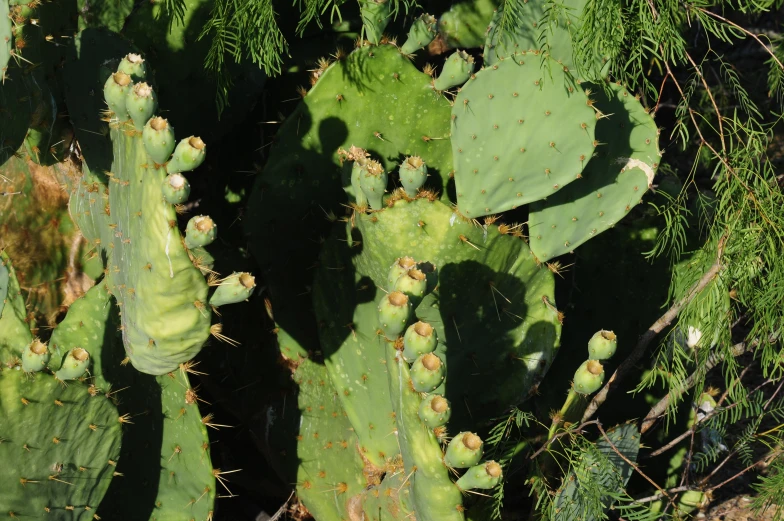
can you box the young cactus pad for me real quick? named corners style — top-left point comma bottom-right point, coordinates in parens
top-left (69, 56), bottom-right (214, 375)
top-left (451, 54), bottom-right (597, 218)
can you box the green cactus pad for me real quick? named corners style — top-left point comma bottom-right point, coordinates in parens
top-left (382, 344), bottom-right (465, 520)
top-left (553, 422), bottom-right (640, 521)
top-left (587, 330), bottom-right (617, 360)
top-left (451, 54), bottom-right (597, 218)
top-left (0, 251), bottom-right (32, 365)
top-left (403, 321), bottom-right (438, 361)
top-left (69, 116), bottom-right (211, 375)
top-left (360, 0), bottom-right (391, 44)
top-left (437, 0), bottom-right (498, 49)
top-left (444, 431), bottom-right (484, 468)
top-left (528, 82), bottom-right (660, 261)
top-left (0, 0), bottom-right (10, 77)
top-left (401, 14), bottom-right (437, 55)
top-left (433, 50), bottom-right (475, 91)
top-left (483, 0), bottom-right (610, 81)
top-left (455, 460), bottom-right (502, 490)
top-left (0, 369), bottom-right (122, 519)
top-left (209, 272), bottom-right (256, 307)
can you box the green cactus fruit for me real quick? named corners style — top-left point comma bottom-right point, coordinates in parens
top-left (433, 50), bottom-right (475, 91)
top-left (184, 215), bottom-right (217, 249)
top-left (388, 256), bottom-right (417, 290)
top-left (587, 330), bottom-right (617, 360)
top-left (143, 116), bottom-right (176, 164)
top-left (456, 460), bottom-right (503, 490)
top-left (418, 393), bottom-right (451, 428)
top-left (528, 82), bottom-right (660, 261)
top-left (126, 82), bottom-right (157, 130)
top-left (401, 13), bottom-right (437, 54)
top-left (103, 71), bottom-right (133, 119)
top-left (54, 347), bottom-right (91, 381)
top-left (360, 0), bottom-right (391, 44)
top-left (209, 272), bottom-right (256, 307)
top-left (445, 431), bottom-right (484, 468)
top-left (166, 136), bottom-right (206, 174)
top-left (677, 490), bottom-right (708, 514)
top-left (399, 155), bottom-right (428, 196)
top-left (162, 173), bottom-right (190, 204)
top-left (350, 161), bottom-right (370, 207)
top-left (358, 159), bottom-right (387, 210)
top-left (394, 267), bottom-right (428, 306)
top-left (117, 52), bottom-right (147, 82)
top-left (0, 370), bottom-right (122, 518)
top-left (21, 338), bottom-right (50, 372)
top-left (573, 360), bottom-right (605, 395)
top-left (403, 321), bottom-right (438, 361)
top-left (451, 53), bottom-right (597, 218)
top-left (410, 352), bottom-right (445, 392)
top-left (378, 290), bottom-right (412, 339)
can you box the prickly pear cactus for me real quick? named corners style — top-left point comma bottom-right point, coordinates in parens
top-left (66, 52), bottom-right (252, 375)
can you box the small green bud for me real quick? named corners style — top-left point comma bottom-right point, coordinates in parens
top-left (55, 348), bottom-right (90, 380)
top-left (21, 338), bottom-right (50, 373)
top-left (162, 173), bottom-right (190, 204)
top-left (378, 291), bottom-right (411, 339)
top-left (677, 490), bottom-right (708, 514)
top-left (398, 156), bottom-right (428, 196)
top-left (394, 268), bottom-right (427, 306)
top-left (573, 360), bottom-right (604, 395)
top-left (433, 50), bottom-right (475, 91)
top-left (455, 461), bottom-right (503, 490)
top-left (401, 14), bottom-right (437, 55)
top-left (126, 82), bottom-right (158, 130)
top-left (387, 256), bottom-right (416, 291)
top-left (103, 71), bottom-right (132, 120)
top-left (410, 352), bottom-right (445, 392)
top-left (360, 0), bottom-right (391, 45)
top-left (143, 116), bottom-right (176, 164)
top-left (184, 215), bottom-right (217, 249)
top-left (166, 136), bottom-right (206, 174)
top-left (209, 272), bottom-right (256, 307)
top-left (587, 330), bottom-right (617, 360)
top-left (403, 321), bottom-right (437, 361)
top-left (444, 432), bottom-right (484, 468)
top-left (417, 393), bottom-right (451, 428)
top-left (359, 160), bottom-right (387, 210)
top-left (351, 162), bottom-right (369, 207)
top-left (117, 53), bottom-right (147, 82)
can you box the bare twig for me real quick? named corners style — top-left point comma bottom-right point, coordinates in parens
top-left (582, 237), bottom-right (726, 422)
top-left (529, 420), bottom-right (600, 460)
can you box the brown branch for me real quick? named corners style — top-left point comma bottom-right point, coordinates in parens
top-left (581, 236), bottom-right (726, 422)
top-left (641, 341), bottom-right (751, 433)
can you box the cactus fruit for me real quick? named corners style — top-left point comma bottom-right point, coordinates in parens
top-left (143, 116), bottom-right (176, 164)
top-left (394, 267), bottom-right (428, 305)
top-left (433, 50), bottom-right (475, 91)
top-left (104, 72), bottom-right (133, 119)
top-left (209, 272), bottom-right (257, 307)
top-left (378, 290), bottom-right (412, 338)
top-left (358, 158), bottom-right (388, 210)
top-left (451, 53), bottom-right (598, 218)
top-left (162, 173), bottom-right (191, 204)
top-left (411, 352), bottom-right (446, 392)
top-left (117, 52), bottom-right (147, 81)
top-left (359, 0), bottom-right (391, 44)
top-left (388, 256), bottom-right (417, 290)
top-left (418, 394), bottom-right (451, 427)
top-left (401, 14), bottom-right (438, 54)
top-left (126, 82), bottom-right (158, 130)
top-left (21, 338), bottom-right (50, 372)
top-left (573, 360), bottom-right (605, 395)
top-left (54, 347), bottom-right (91, 380)
top-left (398, 155), bottom-right (428, 196)
top-left (588, 330), bottom-right (617, 360)
top-left (185, 215), bottom-right (218, 249)
top-left (528, 82), bottom-right (660, 261)
top-left (403, 321), bottom-right (438, 361)
top-left (445, 432), bottom-right (484, 468)
top-left (456, 461), bottom-right (503, 490)
top-left (166, 136), bottom-right (207, 174)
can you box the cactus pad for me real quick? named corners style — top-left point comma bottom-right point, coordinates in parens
top-left (451, 54), bottom-right (597, 218)
top-left (528, 82), bottom-right (660, 261)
